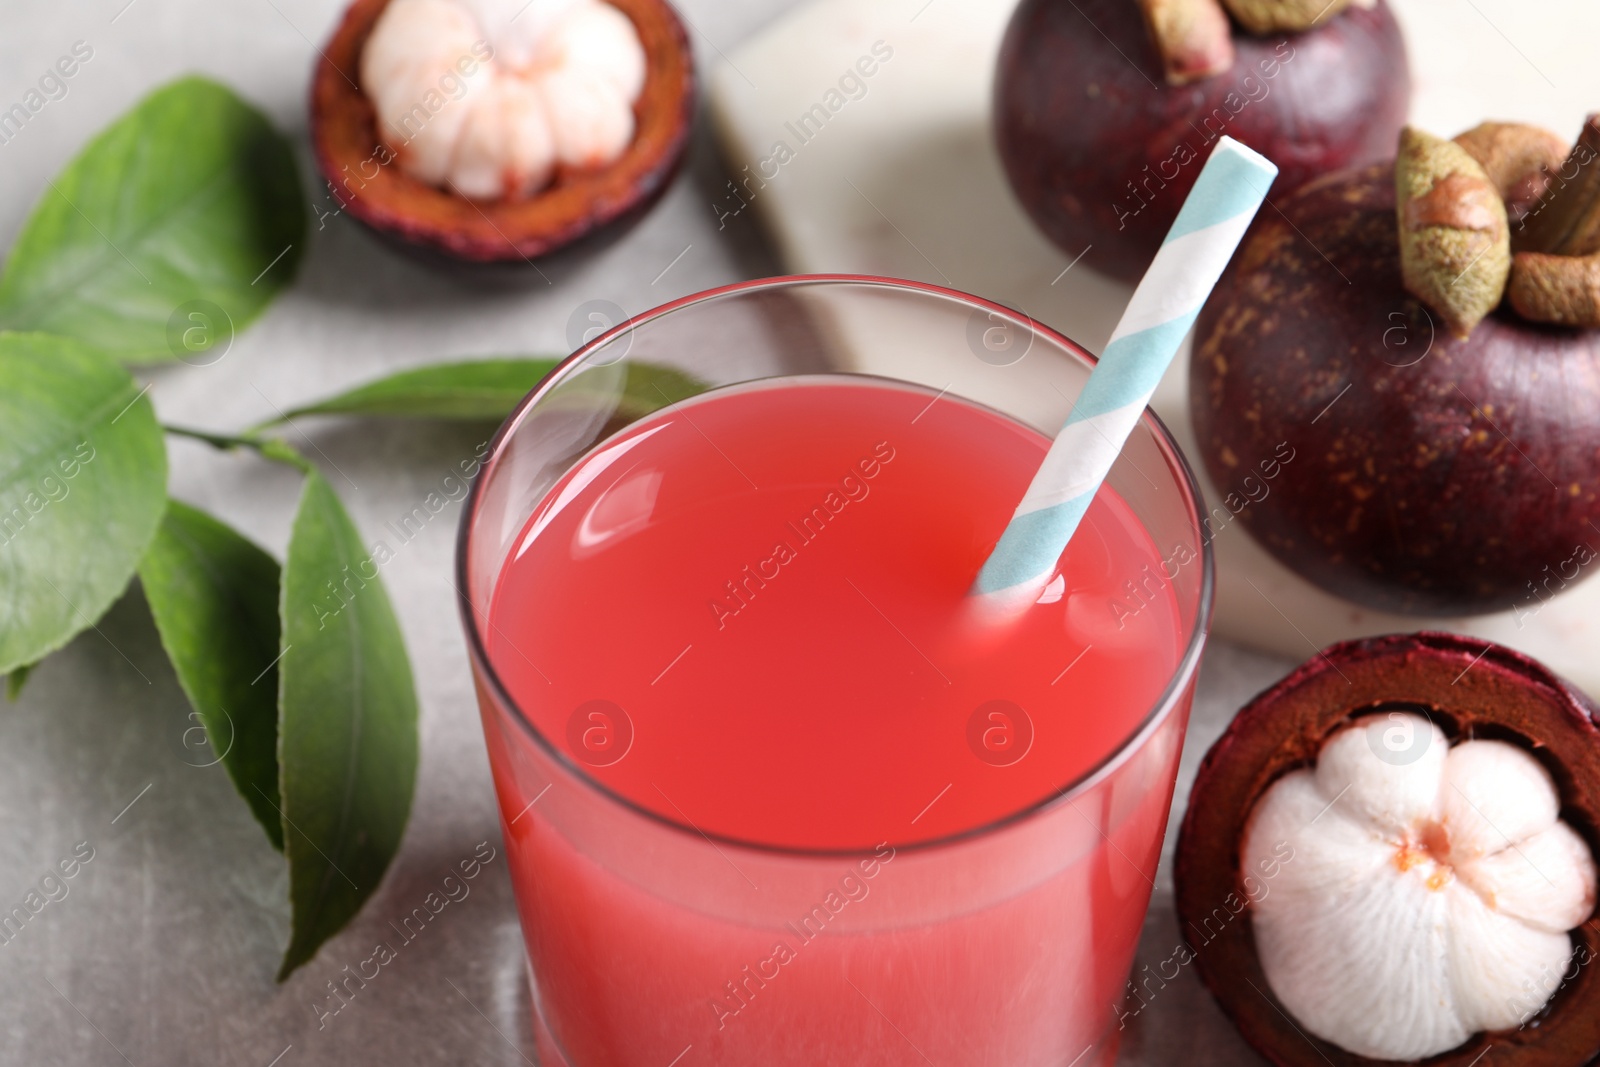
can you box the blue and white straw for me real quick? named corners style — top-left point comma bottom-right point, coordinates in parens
top-left (974, 137), bottom-right (1277, 609)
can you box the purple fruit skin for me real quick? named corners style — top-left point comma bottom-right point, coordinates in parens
top-left (994, 0), bottom-right (1410, 281)
top-left (1191, 164), bottom-right (1600, 616)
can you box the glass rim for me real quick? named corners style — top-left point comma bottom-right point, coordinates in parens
top-left (455, 273), bottom-right (1216, 859)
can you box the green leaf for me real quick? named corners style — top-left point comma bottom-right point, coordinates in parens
top-left (139, 499), bottom-right (284, 851)
top-left (0, 76), bottom-right (306, 363)
top-left (277, 469), bottom-right (418, 979)
top-left (614, 362), bottom-right (710, 418)
top-left (275, 358), bottom-right (561, 421)
top-left (266, 358), bottom-right (709, 424)
top-left (0, 333), bottom-right (167, 674)
top-left (5, 663), bottom-right (34, 701)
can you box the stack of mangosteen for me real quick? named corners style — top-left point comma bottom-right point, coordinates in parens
top-left (998, 1), bottom-right (1600, 1063)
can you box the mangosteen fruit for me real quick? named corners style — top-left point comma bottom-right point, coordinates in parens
top-left (993, 0), bottom-right (1409, 281)
top-left (1191, 117), bottom-right (1600, 616)
top-left (1176, 632), bottom-right (1600, 1066)
top-left (309, 0), bottom-right (695, 264)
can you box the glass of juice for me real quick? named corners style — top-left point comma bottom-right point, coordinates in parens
top-left (456, 276), bottom-right (1212, 1067)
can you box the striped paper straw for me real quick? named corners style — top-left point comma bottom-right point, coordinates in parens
top-left (973, 136), bottom-right (1277, 608)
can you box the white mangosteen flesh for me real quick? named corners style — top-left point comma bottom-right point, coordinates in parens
top-left (1243, 713), bottom-right (1597, 1061)
top-left (361, 0), bottom-right (645, 199)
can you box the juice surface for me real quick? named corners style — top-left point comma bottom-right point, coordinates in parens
top-left (487, 376), bottom-right (1184, 851)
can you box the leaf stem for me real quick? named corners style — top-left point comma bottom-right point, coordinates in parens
top-left (164, 424), bottom-right (265, 451)
top-left (163, 424), bottom-right (313, 473)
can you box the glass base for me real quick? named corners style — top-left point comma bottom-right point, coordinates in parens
top-left (1084, 1031), bottom-right (1121, 1067)
top-left (532, 1008), bottom-right (571, 1067)
top-left (528, 995), bottom-right (1121, 1067)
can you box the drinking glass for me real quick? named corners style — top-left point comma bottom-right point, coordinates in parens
top-left (456, 276), bottom-right (1214, 1066)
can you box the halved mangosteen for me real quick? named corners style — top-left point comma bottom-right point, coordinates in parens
top-left (1176, 632), bottom-right (1600, 1065)
top-left (309, 0), bottom-right (695, 264)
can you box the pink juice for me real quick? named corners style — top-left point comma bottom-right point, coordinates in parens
top-left (477, 376), bottom-right (1192, 1066)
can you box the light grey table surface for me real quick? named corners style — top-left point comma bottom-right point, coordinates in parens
top-left (0, 1), bottom-right (1297, 1063)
